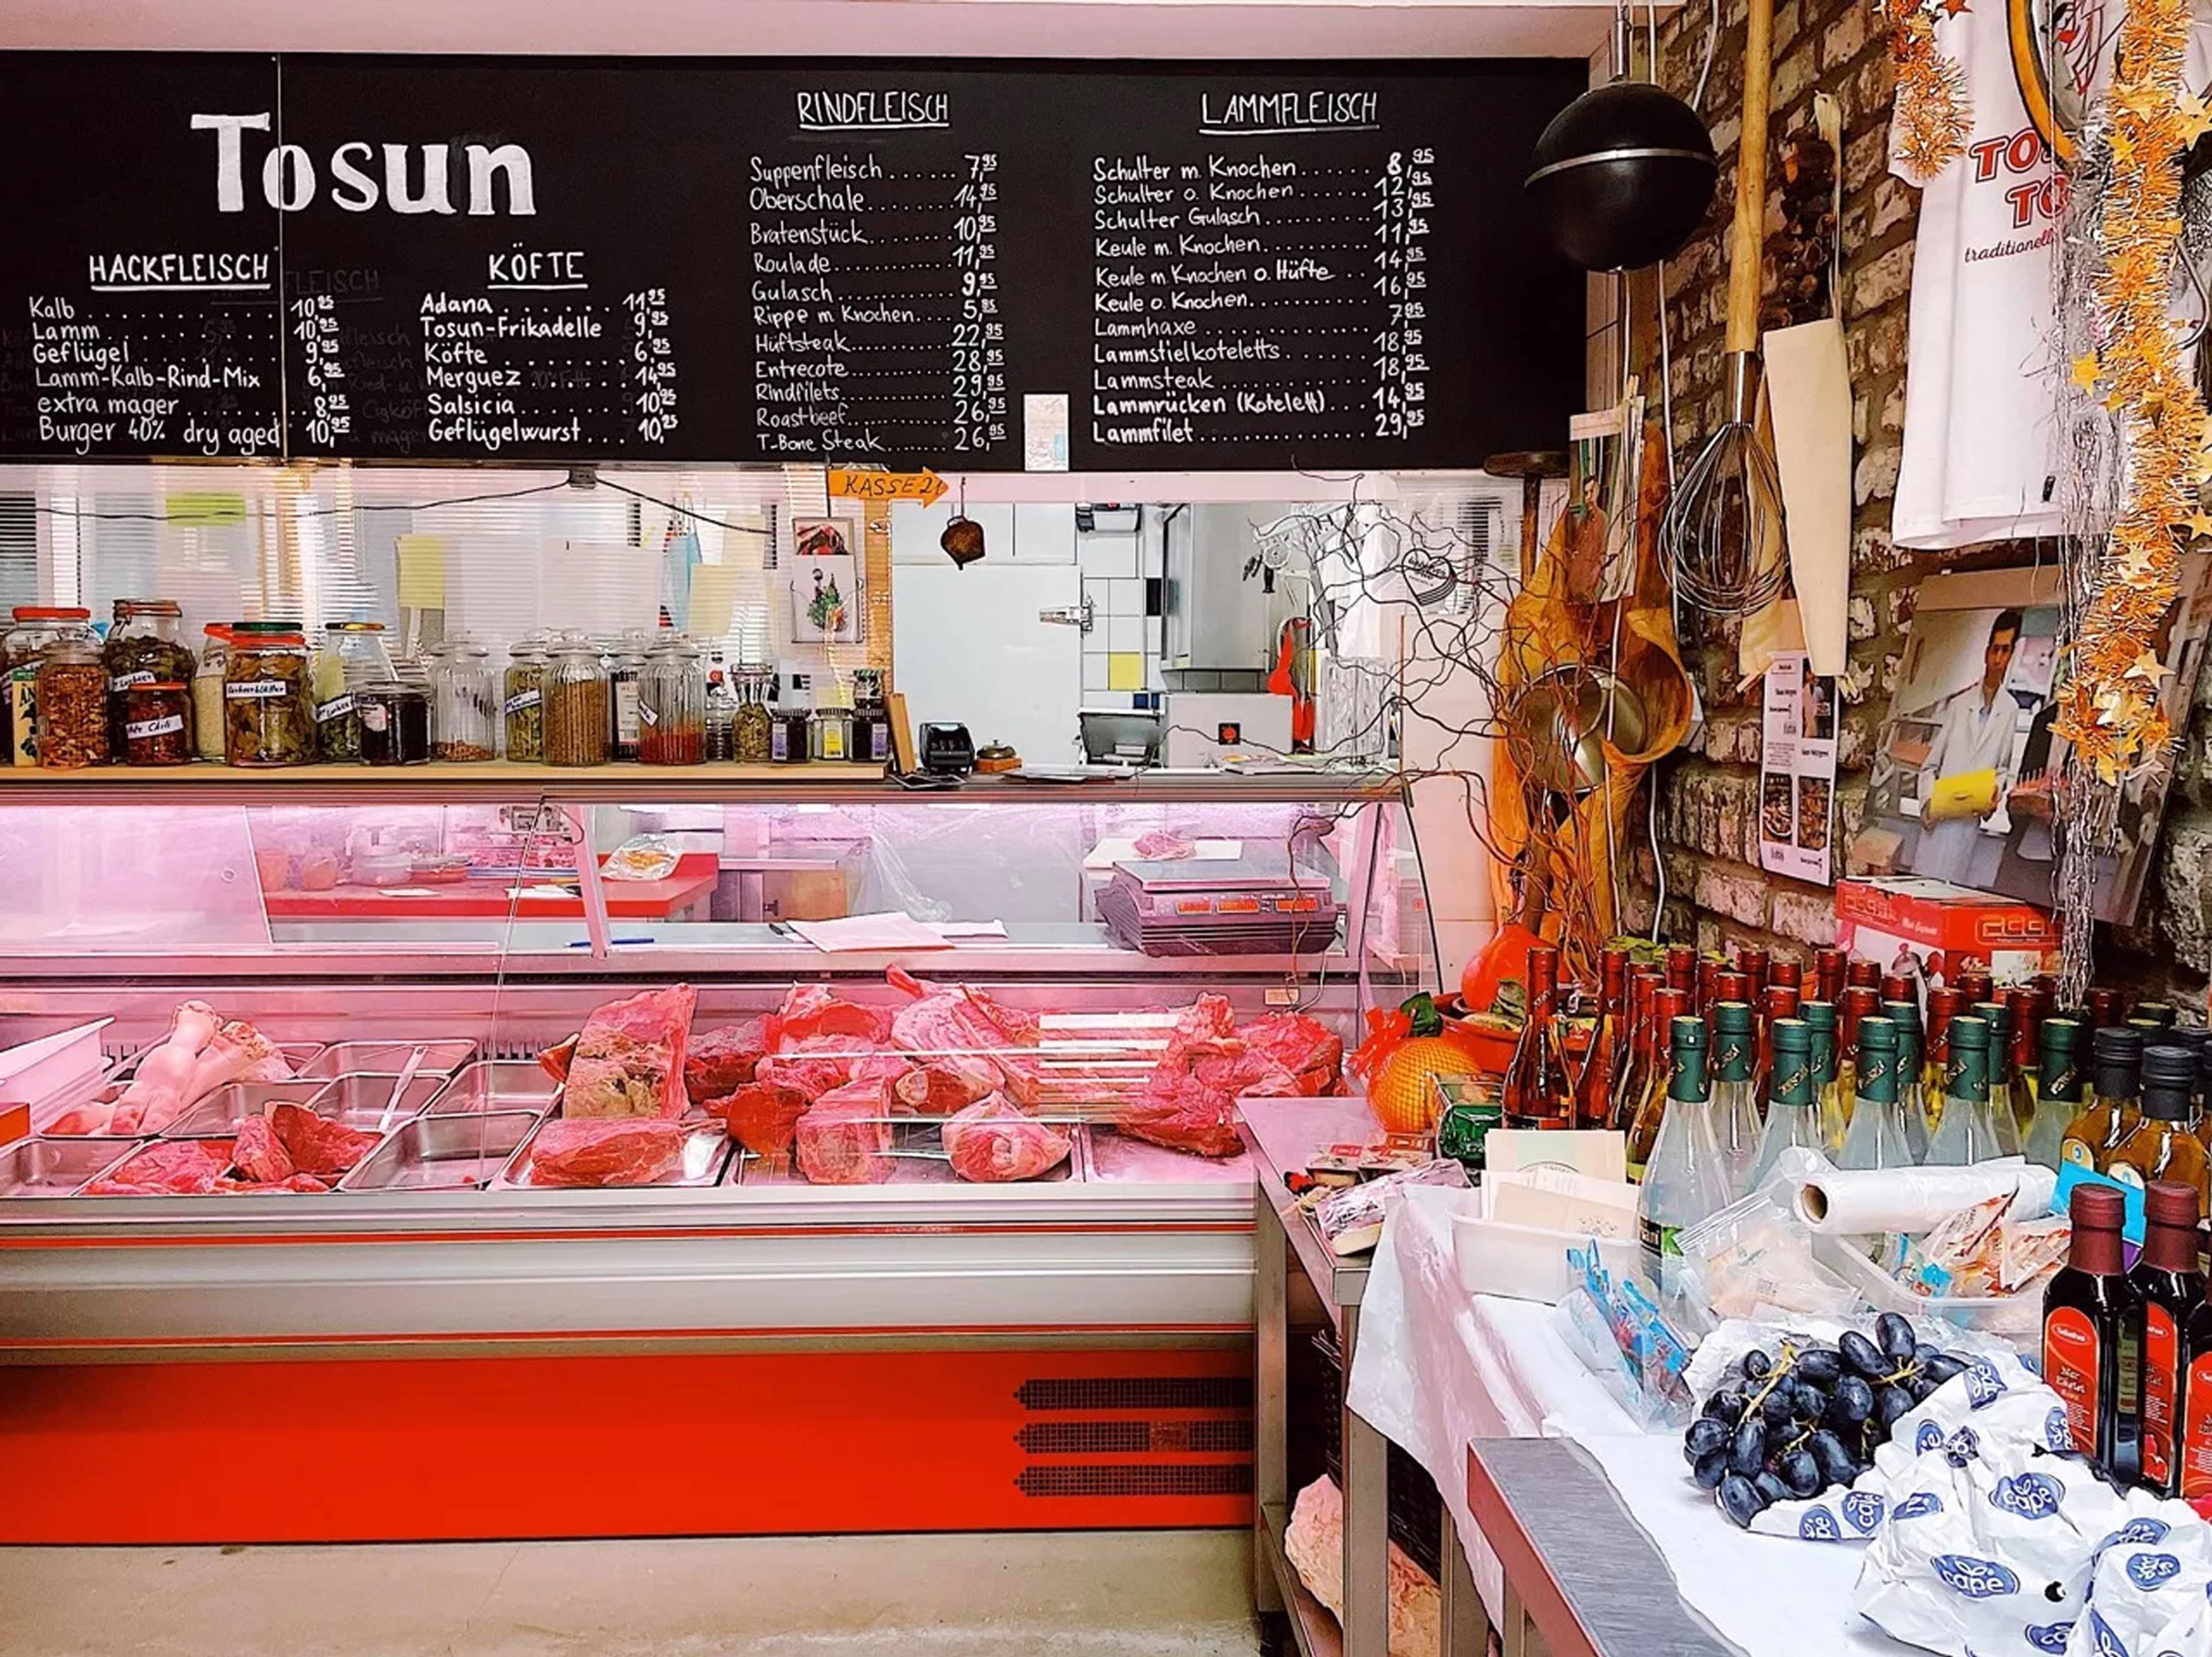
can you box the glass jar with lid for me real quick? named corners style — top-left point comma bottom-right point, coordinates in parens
top-left (546, 635), bottom-right (611, 767)
top-left (34, 635), bottom-right (110, 769)
top-left (810, 691), bottom-right (853, 763)
top-left (193, 625), bottom-right (232, 762)
top-left (733, 665), bottom-right (774, 763)
top-left (606, 632), bottom-right (649, 761)
top-left (6, 606), bottom-right (94, 767)
top-left (638, 634), bottom-right (705, 765)
top-left (430, 636), bottom-right (498, 761)
top-left (312, 621), bottom-right (396, 763)
top-left (224, 623), bottom-right (316, 767)
top-left (358, 679), bottom-right (433, 766)
top-left (503, 634), bottom-right (552, 763)
top-left (104, 600), bottom-right (196, 761)
top-left (849, 667), bottom-right (891, 766)
top-left (120, 682), bottom-right (192, 766)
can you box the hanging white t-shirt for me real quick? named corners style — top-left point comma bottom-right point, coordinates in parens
top-left (1891, 1), bottom-right (2212, 550)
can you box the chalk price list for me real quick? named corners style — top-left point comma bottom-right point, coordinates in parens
top-left (1370, 149), bottom-right (1431, 442)
top-left (291, 293), bottom-right (350, 447)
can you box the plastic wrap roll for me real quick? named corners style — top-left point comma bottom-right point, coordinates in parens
top-left (1793, 1159), bottom-right (2056, 1234)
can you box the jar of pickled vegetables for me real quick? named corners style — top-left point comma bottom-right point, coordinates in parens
top-left (312, 621), bottom-right (396, 762)
top-left (224, 626), bottom-right (315, 767)
top-left (431, 636), bottom-right (498, 761)
top-left (733, 666), bottom-right (774, 763)
top-left (547, 637), bottom-right (609, 767)
top-left (120, 681), bottom-right (192, 765)
top-left (6, 606), bottom-right (94, 767)
top-left (34, 636), bottom-right (109, 769)
top-left (639, 635), bottom-right (704, 765)
top-left (503, 635), bottom-right (551, 762)
top-left (104, 600), bottom-right (195, 761)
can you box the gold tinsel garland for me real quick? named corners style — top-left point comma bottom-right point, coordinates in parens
top-left (1879, 0), bottom-right (1971, 183)
top-left (2056, 0), bottom-right (2211, 782)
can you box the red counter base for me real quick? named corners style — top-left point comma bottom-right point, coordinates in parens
top-left (0, 1346), bottom-right (1253, 1544)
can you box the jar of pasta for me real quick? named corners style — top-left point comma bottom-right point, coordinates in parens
top-left (33, 636), bottom-right (109, 769)
top-left (224, 626), bottom-right (315, 767)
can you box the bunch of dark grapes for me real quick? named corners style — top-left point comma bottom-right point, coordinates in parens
top-left (1681, 1312), bottom-right (1971, 1527)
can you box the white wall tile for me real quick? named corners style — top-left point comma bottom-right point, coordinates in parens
top-left (1078, 534), bottom-right (1138, 578)
top-left (1144, 616), bottom-right (1164, 654)
top-left (1082, 653), bottom-right (1109, 691)
top-left (1109, 577), bottom-right (1143, 616)
top-left (1108, 614), bottom-right (1142, 653)
top-left (1013, 502), bottom-right (1078, 564)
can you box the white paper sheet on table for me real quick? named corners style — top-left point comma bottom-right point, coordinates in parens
top-left (934, 920), bottom-right (1008, 940)
top-left (786, 912), bottom-right (955, 952)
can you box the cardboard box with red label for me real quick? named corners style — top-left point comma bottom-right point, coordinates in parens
top-left (1834, 876), bottom-right (2059, 983)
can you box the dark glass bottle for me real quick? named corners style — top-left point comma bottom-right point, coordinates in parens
top-left (2179, 1224), bottom-right (2212, 1499)
top-left (1736, 947), bottom-right (1770, 998)
top-left (2088, 987), bottom-right (2123, 1030)
top-left (2137, 1001), bottom-right (2179, 1031)
top-left (1626, 988), bottom-right (1692, 1176)
top-left (1503, 944), bottom-right (1571, 1129)
top-left (1814, 948), bottom-right (1847, 1007)
top-left (1925, 987), bottom-right (1967, 1133)
top-left (1695, 958), bottom-right (1723, 1022)
top-left (2043, 1182), bottom-right (2143, 1470)
top-left (1880, 971), bottom-right (1915, 1007)
top-left (1663, 944), bottom-right (1695, 999)
top-left (2107, 1045), bottom-right (2209, 1206)
top-left (1846, 958), bottom-right (1881, 991)
top-left (2006, 985), bottom-right (2043, 1141)
top-left (1957, 967), bottom-right (1994, 1007)
top-left (1585, 947), bottom-right (1631, 1130)
top-left (2133, 1180), bottom-right (2204, 1498)
top-left (1609, 971), bottom-right (1659, 1137)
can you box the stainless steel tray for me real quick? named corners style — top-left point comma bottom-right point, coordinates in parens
top-left (160, 1080), bottom-right (330, 1138)
top-left (737, 1120), bottom-right (1078, 1186)
top-left (425, 1060), bottom-right (559, 1116)
top-left (297, 1041), bottom-right (476, 1081)
top-left (498, 1120), bottom-right (730, 1190)
top-left (85, 1137), bottom-right (240, 1196)
top-left (336, 1112), bottom-right (535, 1192)
top-left (300, 1072), bottom-right (450, 1130)
top-left (109, 1039), bottom-right (324, 1084)
top-left (0, 1137), bottom-right (134, 1197)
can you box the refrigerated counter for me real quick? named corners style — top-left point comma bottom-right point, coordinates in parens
top-left (0, 775), bottom-right (1433, 1543)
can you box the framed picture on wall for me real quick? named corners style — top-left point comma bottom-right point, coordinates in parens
top-left (789, 516), bottom-right (859, 644)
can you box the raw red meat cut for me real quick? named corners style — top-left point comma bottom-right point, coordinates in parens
top-left (537, 1034), bottom-right (577, 1083)
top-left (560, 985), bottom-right (697, 1118)
top-left (268, 1102), bottom-right (382, 1178)
top-left (766, 985), bottom-right (889, 1050)
top-left (893, 1062), bottom-right (996, 1115)
top-left (524, 1118), bottom-right (689, 1187)
top-left (1132, 831), bottom-right (1195, 859)
top-left (224, 1174), bottom-right (332, 1195)
top-left (86, 1139), bottom-right (230, 1196)
top-left (757, 1038), bottom-right (909, 1102)
top-left (46, 1100), bottom-right (116, 1136)
top-left (1236, 1013), bottom-right (1346, 1096)
top-left (230, 1115), bottom-right (294, 1184)
top-left (684, 1019), bottom-right (767, 1102)
top-left (794, 1080), bottom-right (893, 1185)
top-left (885, 969), bottom-right (1044, 1105)
top-left (1119, 996), bottom-right (1253, 1159)
top-left (942, 1095), bottom-right (1070, 1182)
top-left (713, 1081), bottom-right (811, 1160)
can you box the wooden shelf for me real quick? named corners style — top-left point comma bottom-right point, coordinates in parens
top-left (0, 759), bottom-right (1406, 807)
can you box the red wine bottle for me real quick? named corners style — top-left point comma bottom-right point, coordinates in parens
top-left (2044, 1182), bottom-right (2143, 1473)
top-left (2134, 1180), bottom-right (2204, 1497)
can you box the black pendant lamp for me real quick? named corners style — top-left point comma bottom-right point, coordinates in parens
top-left (1525, 81), bottom-right (1717, 272)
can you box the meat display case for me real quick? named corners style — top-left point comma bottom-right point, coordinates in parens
top-left (0, 775), bottom-right (1431, 1543)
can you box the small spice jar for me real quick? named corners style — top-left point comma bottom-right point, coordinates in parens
top-left (503, 635), bottom-right (551, 763)
top-left (639, 634), bottom-right (705, 765)
top-left (771, 673), bottom-right (813, 765)
top-left (547, 636), bottom-right (611, 767)
top-left (194, 625), bottom-right (231, 762)
top-left (358, 679), bottom-right (432, 766)
top-left (120, 681), bottom-right (192, 765)
top-left (733, 666), bottom-right (774, 763)
top-left (104, 600), bottom-right (196, 760)
top-left (849, 667), bottom-right (890, 766)
top-left (6, 606), bottom-right (94, 767)
top-left (312, 621), bottom-right (396, 762)
top-left (224, 625), bottom-right (315, 767)
top-left (33, 636), bottom-right (110, 769)
top-left (431, 636), bottom-right (498, 761)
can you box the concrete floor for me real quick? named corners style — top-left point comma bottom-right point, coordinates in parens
top-left (0, 1530), bottom-right (1259, 1657)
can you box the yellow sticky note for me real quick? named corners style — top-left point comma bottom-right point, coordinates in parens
top-left (1107, 652), bottom-right (1143, 691)
top-left (396, 535), bottom-right (448, 609)
top-left (688, 563), bottom-right (740, 638)
top-left (165, 491), bottom-right (247, 526)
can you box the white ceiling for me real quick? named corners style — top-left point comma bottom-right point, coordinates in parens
top-left (0, 0), bottom-right (1619, 59)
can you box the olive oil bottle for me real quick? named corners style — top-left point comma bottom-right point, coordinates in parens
top-left (2064, 1026), bottom-right (2145, 1172)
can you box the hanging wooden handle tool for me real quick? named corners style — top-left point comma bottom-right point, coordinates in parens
top-left (1724, 0), bottom-right (1774, 354)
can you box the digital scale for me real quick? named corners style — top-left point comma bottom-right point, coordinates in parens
top-left (1095, 854), bottom-right (1342, 957)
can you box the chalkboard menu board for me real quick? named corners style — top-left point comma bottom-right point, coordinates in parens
top-left (0, 54), bottom-right (1586, 471)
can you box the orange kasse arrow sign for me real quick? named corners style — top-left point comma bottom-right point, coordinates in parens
top-left (827, 468), bottom-right (948, 506)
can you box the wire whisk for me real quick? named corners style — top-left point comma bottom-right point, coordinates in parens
top-left (1663, 351), bottom-right (1788, 616)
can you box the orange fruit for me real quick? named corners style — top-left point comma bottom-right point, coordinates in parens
top-left (1369, 1034), bottom-right (1475, 1134)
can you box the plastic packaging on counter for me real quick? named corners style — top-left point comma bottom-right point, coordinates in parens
top-left (1311, 1156), bottom-right (1468, 1255)
top-left (1794, 1159), bottom-right (2059, 1235)
top-left (601, 834), bottom-right (679, 882)
top-left (1673, 1190), bottom-right (1864, 1323)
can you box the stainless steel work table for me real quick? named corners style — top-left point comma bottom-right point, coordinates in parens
top-left (1245, 1097), bottom-right (1399, 1657)
top-left (1467, 1436), bottom-right (1737, 1657)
